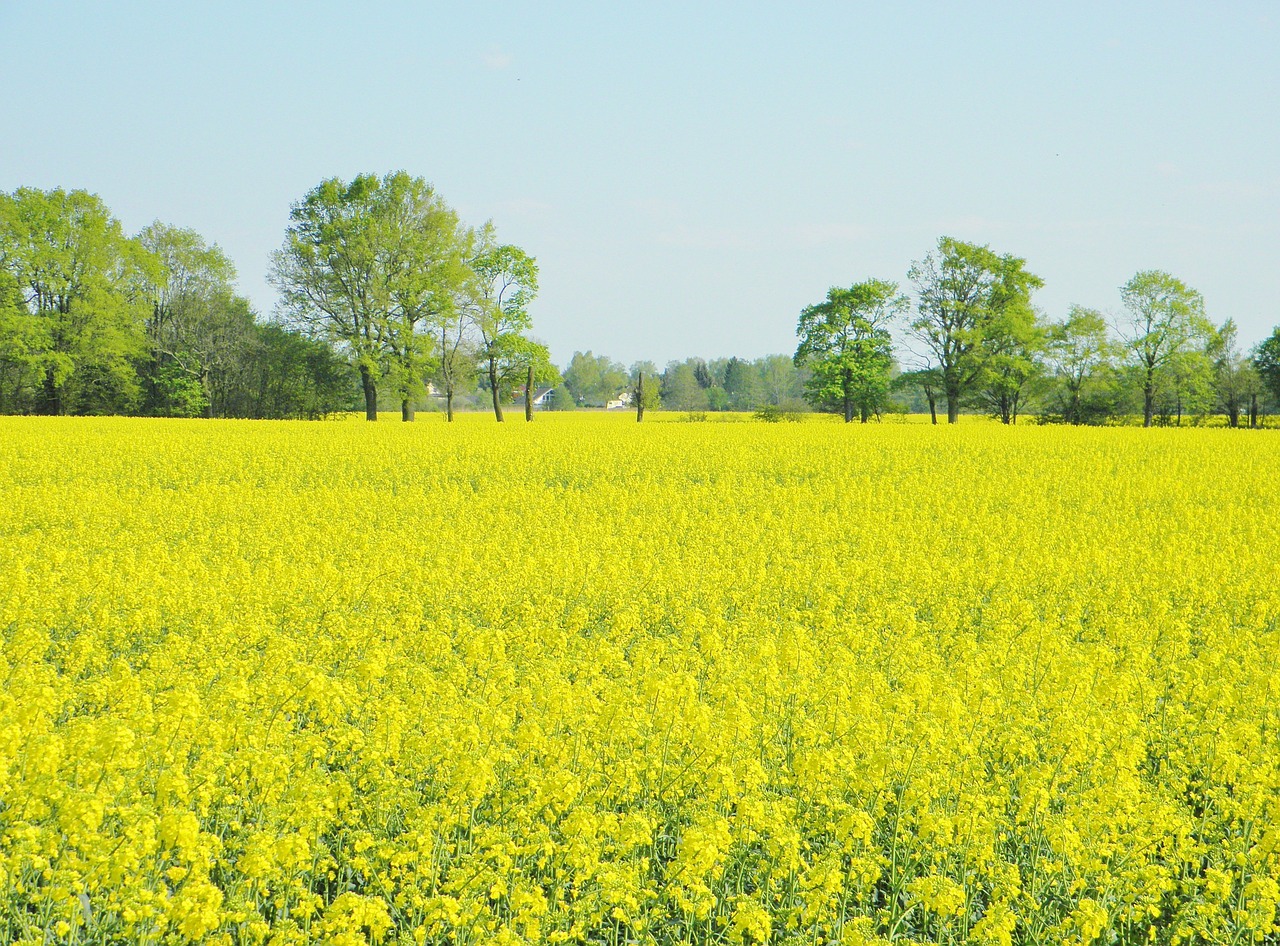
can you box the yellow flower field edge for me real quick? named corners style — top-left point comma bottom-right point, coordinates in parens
top-left (2, 415), bottom-right (1279, 945)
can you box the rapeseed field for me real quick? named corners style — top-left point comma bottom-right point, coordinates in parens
top-left (2, 414), bottom-right (1279, 946)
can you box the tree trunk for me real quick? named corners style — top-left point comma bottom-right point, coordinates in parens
top-left (926, 390), bottom-right (937, 425)
top-left (360, 365), bottom-right (378, 421)
top-left (41, 366), bottom-right (61, 416)
top-left (1227, 401), bottom-right (1239, 428)
top-left (636, 372), bottom-right (645, 422)
top-left (201, 368), bottom-right (214, 419)
top-left (525, 364), bottom-right (534, 421)
top-left (1250, 393), bottom-right (1258, 429)
top-left (446, 388), bottom-right (454, 422)
top-left (489, 357), bottom-right (504, 422)
top-left (1143, 379), bottom-right (1155, 428)
top-left (860, 405), bottom-right (870, 423)
top-left (946, 389), bottom-right (960, 424)
top-left (402, 398), bottom-right (414, 422)
top-left (842, 368), bottom-right (853, 423)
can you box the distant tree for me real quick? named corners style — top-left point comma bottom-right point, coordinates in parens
top-left (0, 186), bottom-right (155, 415)
top-left (1207, 319), bottom-right (1257, 428)
top-left (794, 279), bottom-right (904, 422)
top-left (564, 351), bottom-right (627, 407)
top-left (137, 222), bottom-right (247, 417)
top-left (1254, 328), bottom-right (1280, 423)
top-left (429, 300), bottom-right (477, 422)
top-left (977, 303), bottom-right (1048, 424)
top-left (270, 174), bottom-right (398, 420)
top-left (381, 175), bottom-right (470, 421)
top-left (629, 359), bottom-right (659, 382)
top-left (562, 351), bottom-right (598, 406)
top-left (893, 367), bottom-right (944, 424)
top-left (629, 361), bottom-right (661, 419)
top-left (224, 322), bottom-right (356, 419)
top-left (661, 360), bottom-right (710, 411)
top-left (722, 356), bottom-right (762, 410)
top-left (1118, 270), bottom-right (1211, 427)
top-left (907, 237), bottom-right (1043, 423)
top-left (471, 242), bottom-right (541, 421)
top-left (1156, 347), bottom-right (1215, 426)
top-left (1044, 306), bottom-right (1118, 424)
top-left (757, 354), bottom-right (804, 407)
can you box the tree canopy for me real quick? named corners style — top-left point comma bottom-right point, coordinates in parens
top-left (907, 237), bottom-right (1043, 423)
top-left (794, 279), bottom-right (904, 422)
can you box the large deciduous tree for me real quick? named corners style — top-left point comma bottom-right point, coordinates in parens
top-left (270, 174), bottom-right (396, 421)
top-left (0, 187), bottom-right (155, 415)
top-left (381, 175), bottom-right (470, 421)
top-left (794, 279), bottom-right (904, 422)
top-left (892, 366), bottom-right (945, 424)
top-left (1045, 306), bottom-right (1117, 425)
top-left (1207, 319), bottom-right (1258, 429)
top-left (138, 222), bottom-right (246, 416)
top-left (977, 301), bottom-right (1047, 424)
top-left (1118, 270), bottom-right (1210, 428)
top-left (471, 241), bottom-right (543, 421)
top-left (1254, 328), bottom-right (1280, 421)
top-left (907, 237), bottom-right (1043, 423)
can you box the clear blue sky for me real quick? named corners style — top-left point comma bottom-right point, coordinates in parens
top-left (2, 1), bottom-right (1277, 366)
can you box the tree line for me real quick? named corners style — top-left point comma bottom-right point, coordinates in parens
top-left (0, 175), bottom-right (555, 422)
top-left (792, 236), bottom-right (1280, 427)
top-left (553, 351), bottom-right (807, 414)
top-left (0, 189), bottom-right (353, 418)
top-left (4, 181), bottom-right (1280, 426)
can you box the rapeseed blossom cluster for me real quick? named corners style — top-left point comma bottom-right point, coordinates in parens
top-left (1, 414), bottom-right (1278, 945)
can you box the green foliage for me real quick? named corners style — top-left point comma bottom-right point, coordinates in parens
top-left (1255, 328), bottom-right (1280, 407)
top-left (564, 351), bottom-right (627, 407)
top-left (660, 361), bottom-right (710, 411)
top-left (753, 404), bottom-right (803, 423)
top-left (794, 279), bottom-right (904, 422)
top-left (471, 240), bottom-right (542, 419)
top-left (270, 171), bottom-right (495, 421)
top-left (1153, 348), bottom-right (1215, 425)
top-left (380, 175), bottom-right (470, 417)
top-left (1118, 270), bottom-right (1211, 427)
top-left (976, 303), bottom-right (1048, 424)
top-left (722, 356), bottom-right (762, 411)
top-left (270, 173), bottom-right (405, 418)
top-left (230, 323), bottom-right (358, 419)
top-left (150, 363), bottom-right (210, 418)
top-left (892, 367), bottom-right (945, 421)
top-left (1206, 319), bottom-right (1260, 427)
top-left (1043, 306), bottom-right (1119, 424)
top-left (137, 222), bottom-right (248, 417)
top-left (908, 237), bottom-right (1043, 423)
top-left (543, 384), bottom-right (577, 411)
top-left (0, 186), bottom-right (154, 414)
top-left (629, 361), bottom-right (662, 413)
top-left (0, 268), bottom-right (52, 412)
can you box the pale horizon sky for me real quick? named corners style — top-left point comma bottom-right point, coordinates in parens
top-left (2, 1), bottom-right (1277, 367)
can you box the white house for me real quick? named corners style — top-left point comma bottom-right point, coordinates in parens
top-left (529, 386), bottom-right (557, 408)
